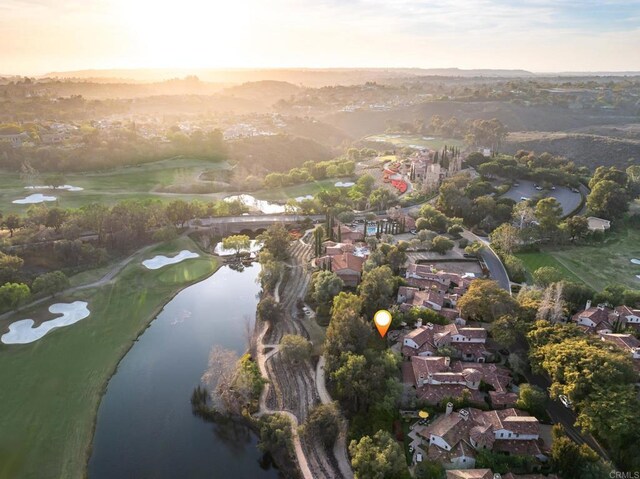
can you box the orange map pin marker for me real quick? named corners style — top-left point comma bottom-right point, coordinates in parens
top-left (374, 310), bottom-right (392, 338)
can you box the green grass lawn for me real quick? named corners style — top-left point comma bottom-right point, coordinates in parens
top-left (516, 226), bottom-right (640, 291)
top-left (0, 158), bottom-right (231, 213)
top-left (0, 236), bottom-right (219, 479)
top-left (252, 178), bottom-right (352, 202)
top-left (365, 134), bottom-right (465, 151)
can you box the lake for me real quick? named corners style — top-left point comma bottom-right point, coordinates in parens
top-left (88, 264), bottom-right (280, 479)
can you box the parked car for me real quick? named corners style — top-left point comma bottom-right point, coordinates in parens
top-left (410, 229), bottom-right (417, 235)
top-left (520, 196), bottom-right (530, 201)
top-left (463, 253), bottom-right (477, 258)
top-left (535, 186), bottom-right (543, 191)
top-left (513, 182), bottom-right (520, 187)
top-left (409, 445), bottom-right (414, 453)
top-left (415, 453), bottom-right (423, 463)
top-left (571, 188), bottom-right (580, 193)
top-left (559, 394), bottom-right (573, 409)
top-left (551, 185), bottom-right (556, 190)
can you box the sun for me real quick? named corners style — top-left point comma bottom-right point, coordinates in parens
top-left (117, 0), bottom-right (256, 68)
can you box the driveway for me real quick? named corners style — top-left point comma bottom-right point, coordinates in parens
top-left (501, 180), bottom-right (582, 216)
top-left (461, 230), bottom-right (511, 293)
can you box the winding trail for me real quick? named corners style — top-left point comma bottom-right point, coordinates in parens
top-left (254, 239), bottom-right (352, 479)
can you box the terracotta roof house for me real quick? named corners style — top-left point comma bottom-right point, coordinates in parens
top-left (615, 305), bottom-right (640, 331)
top-left (419, 406), bottom-right (545, 469)
top-left (316, 253), bottom-right (365, 287)
top-left (409, 356), bottom-right (512, 405)
top-left (599, 333), bottom-right (640, 361)
top-left (571, 301), bottom-right (618, 333)
top-left (402, 322), bottom-right (489, 362)
top-left (332, 224), bottom-right (364, 243)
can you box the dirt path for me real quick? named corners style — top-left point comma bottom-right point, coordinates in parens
top-left (254, 240), bottom-right (351, 479)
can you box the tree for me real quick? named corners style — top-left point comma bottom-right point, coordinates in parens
top-left (165, 199), bottom-right (193, 227)
top-left (0, 282), bottom-right (30, 310)
top-left (258, 223), bottom-right (291, 260)
top-left (31, 271), bottom-right (69, 296)
top-left (279, 334), bottom-right (312, 363)
top-left (587, 179), bottom-right (629, 220)
top-left (222, 234), bottom-right (251, 255)
top-left (258, 414), bottom-right (295, 463)
top-left (492, 314), bottom-right (527, 348)
top-left (490, 223), bottom-right (519, 254)
top-left (324, 293), bottom-right (370, 373)
top-left (3, 214), bottom-right (21, 237)
top-left (458, 280), bottom-right (519, 322)
top-left (44, 174), bottom-right (66, 189)
top-left (414, 460), bottom-right (445, 479)
top-left (312, 270), bottom-right (344, 307)
top-left (358, 266), bottom-right (396, 318)
top-left (369, 187), bottom-right (396, 212)
top-left (256, 295), bottom-right (283, 323)
top-left (535, 197), bottom-right (563, 233)
top-left (532, 266), bottom-right (563, 287)
top-left (45, 207), bottom-right (67, 232)
top-left (300, 402), bottom-right (341, 449)
top-left (349, 430), bottom-right (409, 479)
top-left (550, 425), bottom-right (611, 479)
top-left (515, 383), bottom-right (547, 417)
top-left (430, 235), bottom-right (454, 254)
top-left (417, 205), bottom-right (449, 232)
top-left (565, 216), bottom-right (589, 241)
top-left (588, 166), bottom-right (628, 189)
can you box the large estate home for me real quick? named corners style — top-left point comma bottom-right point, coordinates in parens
top-left (418, 405), bottom-right (546, 469)
top-left (316, 251), bottom-right (366, 287)
top-left (408, 355), bottom-right (516, 407)
top-left (399, 264), bottom-right (476, 321)
top-left (402, 322), bottom-right (489, 362)
top-left (571, 301), bottom-right (640, 333)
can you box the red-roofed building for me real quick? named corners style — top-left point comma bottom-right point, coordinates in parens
top-left (316, 252), bottom-right (366, 287)
top-left (402, 322), bottom-right (489, 362)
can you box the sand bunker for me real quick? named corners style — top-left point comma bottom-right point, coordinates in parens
top-left (335, 181), bottom-right (355, 188)
top-left (631, 259), bottom-right (640, 265)
top-left (295, 195), bottom-right (314, 202)
top-left (12, 193), bottom-right (57, 204)
top-left (225, 194), bottom-right (287, 214)
top-left (142, 250), bottom-right (200, 270)
top-left (1, 301), bottom-right (90, 344)
top-left (25, 184), bottom-right (84, 192)
top-left (214, 240), bottom-right (263, 257)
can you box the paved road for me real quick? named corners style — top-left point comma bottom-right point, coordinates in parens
top-left (461, 230), bottom-right (511, 293)
top-left (501, 180), bottom-right (582, 216)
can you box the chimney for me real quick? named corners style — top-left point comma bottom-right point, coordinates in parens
top-left (494, 475), bottom-right (502, 479)
top-left (458, 409), bottom-right (470, 421)
top-left (416, 318), bottom-right (423, 327)
top-left (446, 402), bottom-right (454, 416)
top-left (586, 299), bottom-right (592, 310)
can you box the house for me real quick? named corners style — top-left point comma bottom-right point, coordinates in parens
top-left (419, 406), bottom-right (546, 469)
top-left (332, 224), bottom-right (364, 243)
top-left (408, 356), bottom-right (513, 405)
top-left (572, 301), bottom-right (640, 333)
top-left (316, 253), bottom-right (365, 287)
top-left (571, 301), bottom-right (617, 333)
top-left (402, 322), bottom-right (489, 362)
top-left (599, 333), bottom-right (640, 361)
top-left (615, 305), bottom-right (640, 331)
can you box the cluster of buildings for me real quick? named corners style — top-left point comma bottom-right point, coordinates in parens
top-left (416, 404), bottom-right (546, 469)
top-left (571, 301), bottom-right (640, 367)
top-left (409, 148), bottom-right (463, 192)
top-left (446, 469), bottom-right (557, 479)
top-left (399, 264), bottom-right (476, 321)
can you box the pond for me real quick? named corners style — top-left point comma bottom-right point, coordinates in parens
top-left (88, 264), bottom-right (280, 479)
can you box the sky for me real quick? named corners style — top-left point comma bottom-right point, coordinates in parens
top-left (1, 0), bottom-right (640, 75)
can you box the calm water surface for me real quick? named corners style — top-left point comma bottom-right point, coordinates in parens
top-left (88, 264), bottom-right (279, 479)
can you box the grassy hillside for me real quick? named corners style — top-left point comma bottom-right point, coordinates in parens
top-left (0, 237), bottom-right (219, 479)
top-left (504, 132), bottom-right (640, 170)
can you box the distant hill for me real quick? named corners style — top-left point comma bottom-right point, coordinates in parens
top-left (40, 67), bottom-right (537, 86)
top-left (229, 134), bottom-right (333, 173)
top-left (222, 80), bottom-right (302, 103)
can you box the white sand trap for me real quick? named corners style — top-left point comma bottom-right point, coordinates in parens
top-left (214, 240), bottom-right (263, 257)
top-left (295, 195), bottom-right (314, 202)
top-left (1, 301), bottom-right (90, 344)
top-left (631, 259), bottom-right (640, 265)
top-left (12, 193), bottom-right (57, 204)
top-left (26, 184), bottom-right (84, 192)
top-left (142, 250), bottom-right (200, 270)
top-left (335, 181), bottom-right (355, 188)
top-left (636, 275), bottom-right (640, 280)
